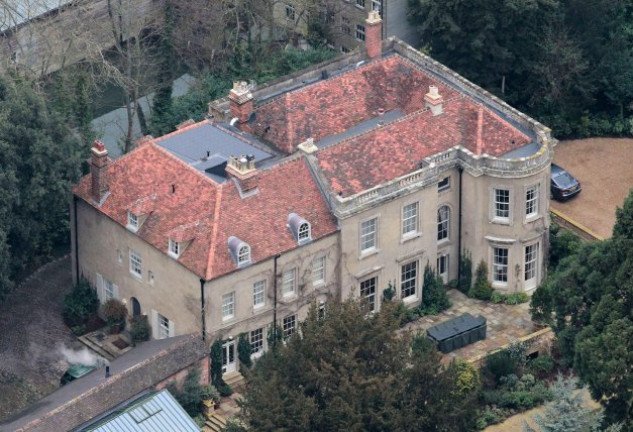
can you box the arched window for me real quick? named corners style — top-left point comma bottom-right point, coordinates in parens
top-left (298, 222), bottom-right (311, 243)
top-left (437, 206), bottom-right (450, 241)
top-left (238, 245), bottom-right (251, 265)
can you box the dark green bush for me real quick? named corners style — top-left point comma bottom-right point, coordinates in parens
top-left (63, 278), bottom-right (99, 327)
top-left (218, 382), bottom-right (233, 397)
top-left (469, 261), bottom-right (493, 300)
top-left (421, 263), bottom-right (451, 311)
top-left (130, 315), bottom-right (150, 344)
top-left (483, 351), bottom-right (520, 383)
top-left (528, 354), bottom-right (555, 378)
top-left (238, 333), bottom-right (252, 369)
top-left (167, 368), bottom-right (219, 417)
top-left (71, 325), bottom-right (86, 336)
top-left (458, 251), bottom-right (473, 294)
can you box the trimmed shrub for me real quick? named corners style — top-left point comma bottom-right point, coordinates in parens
top-left (130, 315), bottom-right (151, 344)
top-left (458, 250), bottom-right (473, 294)
top-left (63, 278), bottom-right (99, 327)
top-left (528, 354), bottom-right (555, 378)
top-left (421, 263), bottom-right (451, 311)
top-left (483, 351), bottom-right (520, 383)
top-left (168, 368), bottom-right (219, 417)
top-left (469, 261), bottom-right (493, 300)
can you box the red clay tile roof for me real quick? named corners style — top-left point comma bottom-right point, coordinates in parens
top-left (73, 144), bottom-right (337, 280)
top-left (317, 97), bottom-right (530, 197)
top-left (252, 56), bottom-right (459, 154)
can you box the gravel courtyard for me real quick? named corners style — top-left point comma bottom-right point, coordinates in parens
top-left (551, 138), bottom-right (633, 239)
top-left (0, 256), bottom-right (83, 422)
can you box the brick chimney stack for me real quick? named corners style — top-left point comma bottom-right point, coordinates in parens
top-left (365, 11), bottom-right (382, 60)
top-left (90, 140), bottom-right (109, 203)
top-left (424, 85), bottom-right (444, 116)
top-left (226, 154), bottom-right (258, 194)
top-left (229, 81), bottom-right (254, 133)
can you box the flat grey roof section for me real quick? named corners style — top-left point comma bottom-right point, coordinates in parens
top-left (501, 141), bottom-right (541, 159)
top-left (0, 0), bottom-right (72, 32)
top-left (157, 123), bottom-right (273, 181)
top-left (83, 390), bottom-right (199, 432)
top-left (317, 109), bottom-right (405, 148)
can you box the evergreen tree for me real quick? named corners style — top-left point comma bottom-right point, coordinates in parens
top-left (469, 260), bottom-right (493, 300)
top-left (524, 375), bottom-right (622, 432)
top-left (421, 262), bottom-right (451, 311)
top-left (0, 75), bottom-right (86, 300)
top-left (530, 190), bottom-right (633, 429)
top-left (239, 300), bottom-right (477, 431)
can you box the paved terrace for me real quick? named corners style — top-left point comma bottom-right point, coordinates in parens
top-left (402, 290), bottom-right (544, 363)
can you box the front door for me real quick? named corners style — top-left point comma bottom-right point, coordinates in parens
top-left (222, 340), bottom-right (236, 374)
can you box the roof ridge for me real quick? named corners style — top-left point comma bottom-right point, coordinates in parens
top-left (153, 119), bottom-right (209, 142)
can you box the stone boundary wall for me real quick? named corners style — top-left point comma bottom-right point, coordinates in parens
top-left (16, 335), bottom-right (205, 432)
top-left (550, 209), bottom-right (603, 242)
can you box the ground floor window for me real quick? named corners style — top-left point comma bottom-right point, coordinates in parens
top-left (493, 247), bottom-right (509, 284)
top-left (250, 328), bottom-right (264, 354)
top-left (360, 277), bottom-right (377, 312)
top-left (437, 254), bottom-right (449, 282)
top-left (283, 315), bottom-right (296, 340)
top-left (158, 313), bottom-right (170, 339)
top-left (401, 261), bottom-right (418, 299)
top-left (524, 243), bottom-right (539, 290)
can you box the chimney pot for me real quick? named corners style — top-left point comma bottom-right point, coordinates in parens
top-left (229, 82), bottom-right (254, 133)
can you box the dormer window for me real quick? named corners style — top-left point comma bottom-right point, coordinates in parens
top-left (168, 238), bottom-right (181, 258)
top-left (298, 222), bottom-right (311, 243)
top-left (228, 236), bottom-right (251, 267)
top-left (287, 213), bottom-right (312, 245)
top-left (127, 212), bottom-right (138, 231)
top-left (238, 245), bottom-right (251, 265)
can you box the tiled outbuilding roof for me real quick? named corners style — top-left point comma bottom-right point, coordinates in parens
top-left (73, 142), bottom-right (337, 280)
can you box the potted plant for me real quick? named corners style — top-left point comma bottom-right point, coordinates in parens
top-left (102, 299), bottom-right (127, 334)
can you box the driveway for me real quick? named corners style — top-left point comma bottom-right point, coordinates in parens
top-left (0, 255), bottom-right (83, 421)
top-left (551, 138), bottom-right (633, 239)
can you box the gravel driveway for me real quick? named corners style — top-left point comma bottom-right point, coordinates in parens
top-left (551, 138), bottom-right (633, 239)
top-left (0, 255), bottom-right (83, 421)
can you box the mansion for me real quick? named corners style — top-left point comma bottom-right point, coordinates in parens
top-left (71, 12), bottom-right (554, 377)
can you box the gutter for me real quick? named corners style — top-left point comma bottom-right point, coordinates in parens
top-left (200, 279), bottom-right (207, 342)
top-left (457, 166), bottom-right (463, 283)
top-left (73, 195), bottom-right (79, 283)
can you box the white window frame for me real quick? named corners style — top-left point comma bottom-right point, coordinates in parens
top-left (525, 184), bottom-right (539, 220)
top-left (222, 292), bottom-right (235, 321)
top-left (437, 205), bottom-right (450, 242)
top-left (312, 256), bottom-right (326, 286)
top-left (492, 188), bottom-right (511, 223)
top-left (157, 313), bottom-right (171, 339)
top-left (285, 4), bottom-right (295, 20)
top-left (356, 0), bottom-right (366, 8)
top-left (250, 328), bottom-right (264, 355)
top-left (127, 211), bottom-right (138, 231)
top-left (253, 280), bottom-right (266, 308)
top-left (492, 247), bottom-right (509, 286)
top-left (524, 243), bottom-right (539, 289)
top-left (371, 0), bottom-right (382, 12)
top-left (298, 222), bottom-right (311, 243)
top-left (237, 245), bottom-right (251, 266)
top-left (438, 176), bottom-right (450, 192)
top-left (168, 238), bottom-right (180, 258)
top-left (129, 249), bottom-right (142, 278)
top-left (402, 202), bottom-right (419, 238)
top-left (437, 254), bottom-right (449, 283)
top-left (400, 261), bottom-right (418, 300)
top-left (282, 268), bottom-right (296, 297)
top-left (360, 217), bottom-right (377, 253)
top-left (282, 315), bottom-right (296, 340)
top-left (104, 278), bottom-right (115, 301)
top-left (360, 276), bottom-right (377, 312)
top-left (355, 24), bottom-right (366, 41)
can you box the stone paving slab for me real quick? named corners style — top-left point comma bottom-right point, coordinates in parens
top-left (402, 290), bottom-right (538, 362)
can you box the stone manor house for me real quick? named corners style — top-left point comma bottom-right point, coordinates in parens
top-left (71, 12), bottom-right (554, 377)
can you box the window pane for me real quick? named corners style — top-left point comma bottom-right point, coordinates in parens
top-left (495, 189), bottom-right (510, 218)
top-left (361, 218), bottom-right (377, 251)
top-left (283, 315), bottom-right (296, 340)
top-left (360, 277), bottom-right (376, 312)
top-left (312, 256), bottom-right (326, 285)
top-left (437, 206), bottom-right (450, 241)
top-left (129, 250), bottom-right (142, 277)
top-left (493, 248), bottom-right (508, 283)
top-left (282, 268), bottom-right (296, 296)
top-left (526, 185), bottom-right (538, 217)
top-left (250, 328), bottom-right (264, 353)
top-left (253, 280), bottom-right (265, 307)
top-left (437, 255), bottom-right (449, 276)
top-left (158, 314), bottom-right (170, 339)
top-left (402, 202), bottom-right (418, 236)
top-left (222, 292), bottom-right (235, 319)
top-left (401, 261), bottom-right (418, 298)
top-left (525, 244), bottom-right (538, 281)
